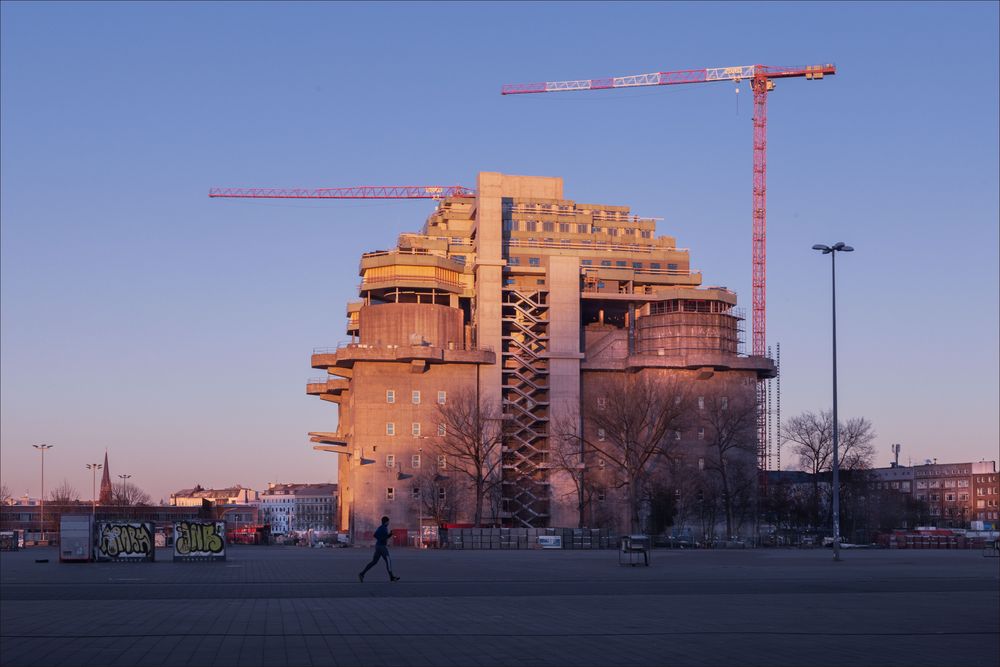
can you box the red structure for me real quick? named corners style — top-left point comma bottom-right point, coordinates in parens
top-left (502, 63), bottom-right (836, 474)
top-left (209, 185), bottom-right (475, 200)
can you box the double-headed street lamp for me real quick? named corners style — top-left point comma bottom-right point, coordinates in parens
top-left (86, 463), bottom-right (103, 517)
top-left (33, 444), bottom-right (53, 542)
top-left (118, 474), bottom-right (132, 508)
top-left (812, 241), bottom-right (854, 562)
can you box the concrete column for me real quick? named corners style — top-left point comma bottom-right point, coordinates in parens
top-left (474, 172), bottom-right (505, 410)
top-left (547, 255), bottom-right (583, 527)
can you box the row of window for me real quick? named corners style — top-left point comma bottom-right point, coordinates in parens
top-left (504, 220), bottom-right (654, 238)
top-left (916, 479), bottom-right (970, 489)
top-left (595, 426), bottom-right (714, 441)
top-left (386, 423), bottom-right (447, 437)
top-left (507, 256), bottom-right (679, 271)
top-left (386, 390), bottom-right (446, 405)
top-left (385, 487), bottom-right (447, 501)
top-left (384, 454), bottom-right (447, 469)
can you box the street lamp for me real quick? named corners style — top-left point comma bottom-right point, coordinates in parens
top-left (118, 474), bottom-right (132, 509)
top-left (86, 463), bottom-right (103, 517)
top-left (812, 241), bottom-right (854, 562)
top-left (33, 444), bottom-right (53, 542)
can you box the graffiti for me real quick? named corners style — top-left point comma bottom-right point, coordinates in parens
top-left (173, 521), bottom-right (226, 561)
top-left (95, 522), bottom-right (155, 562)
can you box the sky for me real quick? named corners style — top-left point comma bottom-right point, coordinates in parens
top-left (1, 1), bottom-right (997, 505)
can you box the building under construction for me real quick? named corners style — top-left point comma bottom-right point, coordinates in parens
top-left (308, 173), bottom-right (775, 538)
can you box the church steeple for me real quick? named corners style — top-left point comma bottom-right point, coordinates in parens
top-left (98, 450), bottom-right (113, 504)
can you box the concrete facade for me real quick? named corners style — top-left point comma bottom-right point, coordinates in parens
top-left (309, 173), bottom-right (774, 539)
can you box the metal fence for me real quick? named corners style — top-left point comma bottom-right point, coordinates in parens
top-left (441, 527), bottom-right (619, 550)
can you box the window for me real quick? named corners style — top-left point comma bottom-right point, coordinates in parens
top-left (597, 490), bottom-right (606, 502)
top-left (945, 493), bottom-right (956, 502)
top-left (698, 458), bottom-right (705, 471)
top-left (930, 494), bottom-right (940, 502)
top-left (615, 260), bottom-right (627, 267)
top-left (916, 480), bottom-right (928, 489)
top-left (632, 262), bottom-right (643, 269)
top-left (412, 454), bottom-right (421, 468)
top-left (508, 256), bottom-right (521, 266)
top-left (386, 455), bottom-right (395, 468)
top-left (386, 487), bottom-right (395, 501)
top-left (437, 487), bottom-right (447, 501)
top-left (698, 396), bottom-right (705, 410)
top-left (697, 427), bottom-right (705, 440)
top-left (386, 422), bottom-right (395, 436)
top-left (543, 222), bottom-right (554, 232)
top-left (668, 263), bottom-right (678, 271)
top-left (537, 279), bottom-right (546, 285)
top-left (650, 263), bottom-right (661, 270)
top-left (959, 493), bottom-right (969, 501)
top-left (944, 480), bottom-right (956, 488)
top-left (528, 257), bottom-right (540, 267)
top-left (600, 260), bottom-right (611, 267)
top-left (580, 259), bottom-right (593, 267)
top-left (958, 480), bottom-right (969, 488)
top-left (608, 228), bottom-right (619, 237)
top-left (597, 428), bottom-right (606, 441)
top-left (526, 221), bottom-right (538, 232)
top-left (411, 487), bottom-right (421, 499)
top-left (438, 391), bottom-right (446, 405)
top-left (386, 390), bottom-right (395, 404)
top-left (412, 390), bottom-right (421, 405)
top-left (438, 423), bottom-right (446, 436)
top-left (721, 397), bottom-right (728, 410)
top-left (508, 220), bottom-right (519, 231)
top-left (437, 454), bottom-right (447, 469)
top-left (412, 423), bottom-right (421, 436)
top-left (559, 223), bottom-right (570, 233)
top-left (641, 230), bottom-right (652, 239)
top-left (577, 224), bottom-right (588, 233)
top-left (597, 397), bottom-right (607, 409)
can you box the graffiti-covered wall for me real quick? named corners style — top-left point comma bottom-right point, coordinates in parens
top-left (95, 522), bottom-right (156, 562)
top-left (173, 520), bottom-right (226, 561)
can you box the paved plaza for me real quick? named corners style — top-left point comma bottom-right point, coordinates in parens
top-left (1, 545), bottom-right (998, 667)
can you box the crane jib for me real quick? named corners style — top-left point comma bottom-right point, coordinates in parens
top-left (501, 64), bottom-right (836, 95)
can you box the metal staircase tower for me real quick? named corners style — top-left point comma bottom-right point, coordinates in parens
top-left (501, 287), bottom-right (551, 527)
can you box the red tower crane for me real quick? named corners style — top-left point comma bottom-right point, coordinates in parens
top-left (209, 185), bottom-right (475, 200)
top-left (503, 62), bottom-right (836, 473)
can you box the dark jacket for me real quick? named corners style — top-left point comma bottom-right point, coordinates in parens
top-left (374, 523), bottom-right (391, 546)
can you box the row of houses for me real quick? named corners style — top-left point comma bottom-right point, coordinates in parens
top-left (2, 482), bottom-right (339, 537)
top-left (167, 483), bottom-right (338, 534)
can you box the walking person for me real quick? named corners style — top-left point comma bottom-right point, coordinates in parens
top-left (359, 516), bottom-right (400, 582)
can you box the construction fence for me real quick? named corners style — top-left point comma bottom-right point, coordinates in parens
top-left (441, 527), bottom-right (619, 550)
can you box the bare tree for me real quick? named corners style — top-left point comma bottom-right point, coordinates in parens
top-left (112, 481), bottom-right (152, 507)
top-left (783, 410), bottom-right (876, 527)
top-left (412, 468), bottom-right (464, 527)
top-left (0, 484), bottom-right (12, 505)
top-left (436, 393), bottom-right (504, 527)
top-left (699, 387), bottom-right (758, 538)
top-left (49, 479), bottom-right (80, 503)
top-left (573, 374), bottom-right (691, 533)
top-left (548, 430), bottom-right (595, 528)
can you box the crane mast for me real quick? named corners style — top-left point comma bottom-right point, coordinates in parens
top-left (503, 62), bottom-right (836, 474)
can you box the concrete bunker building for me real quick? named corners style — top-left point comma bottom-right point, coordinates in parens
top-left (308, 173), bottom-right (774, 538)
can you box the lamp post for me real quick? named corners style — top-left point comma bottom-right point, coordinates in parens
top-left (812, 241), bottom-right (854, 562)
top-left (33, 444), bottom-right (53, 542)
top-left (86, 463), bottom-right (103, 517)
top-left (118, 474), bottom-right (132, 510)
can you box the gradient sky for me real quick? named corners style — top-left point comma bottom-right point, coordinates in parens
top-left (2, 1), bottom-right (997, 505)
